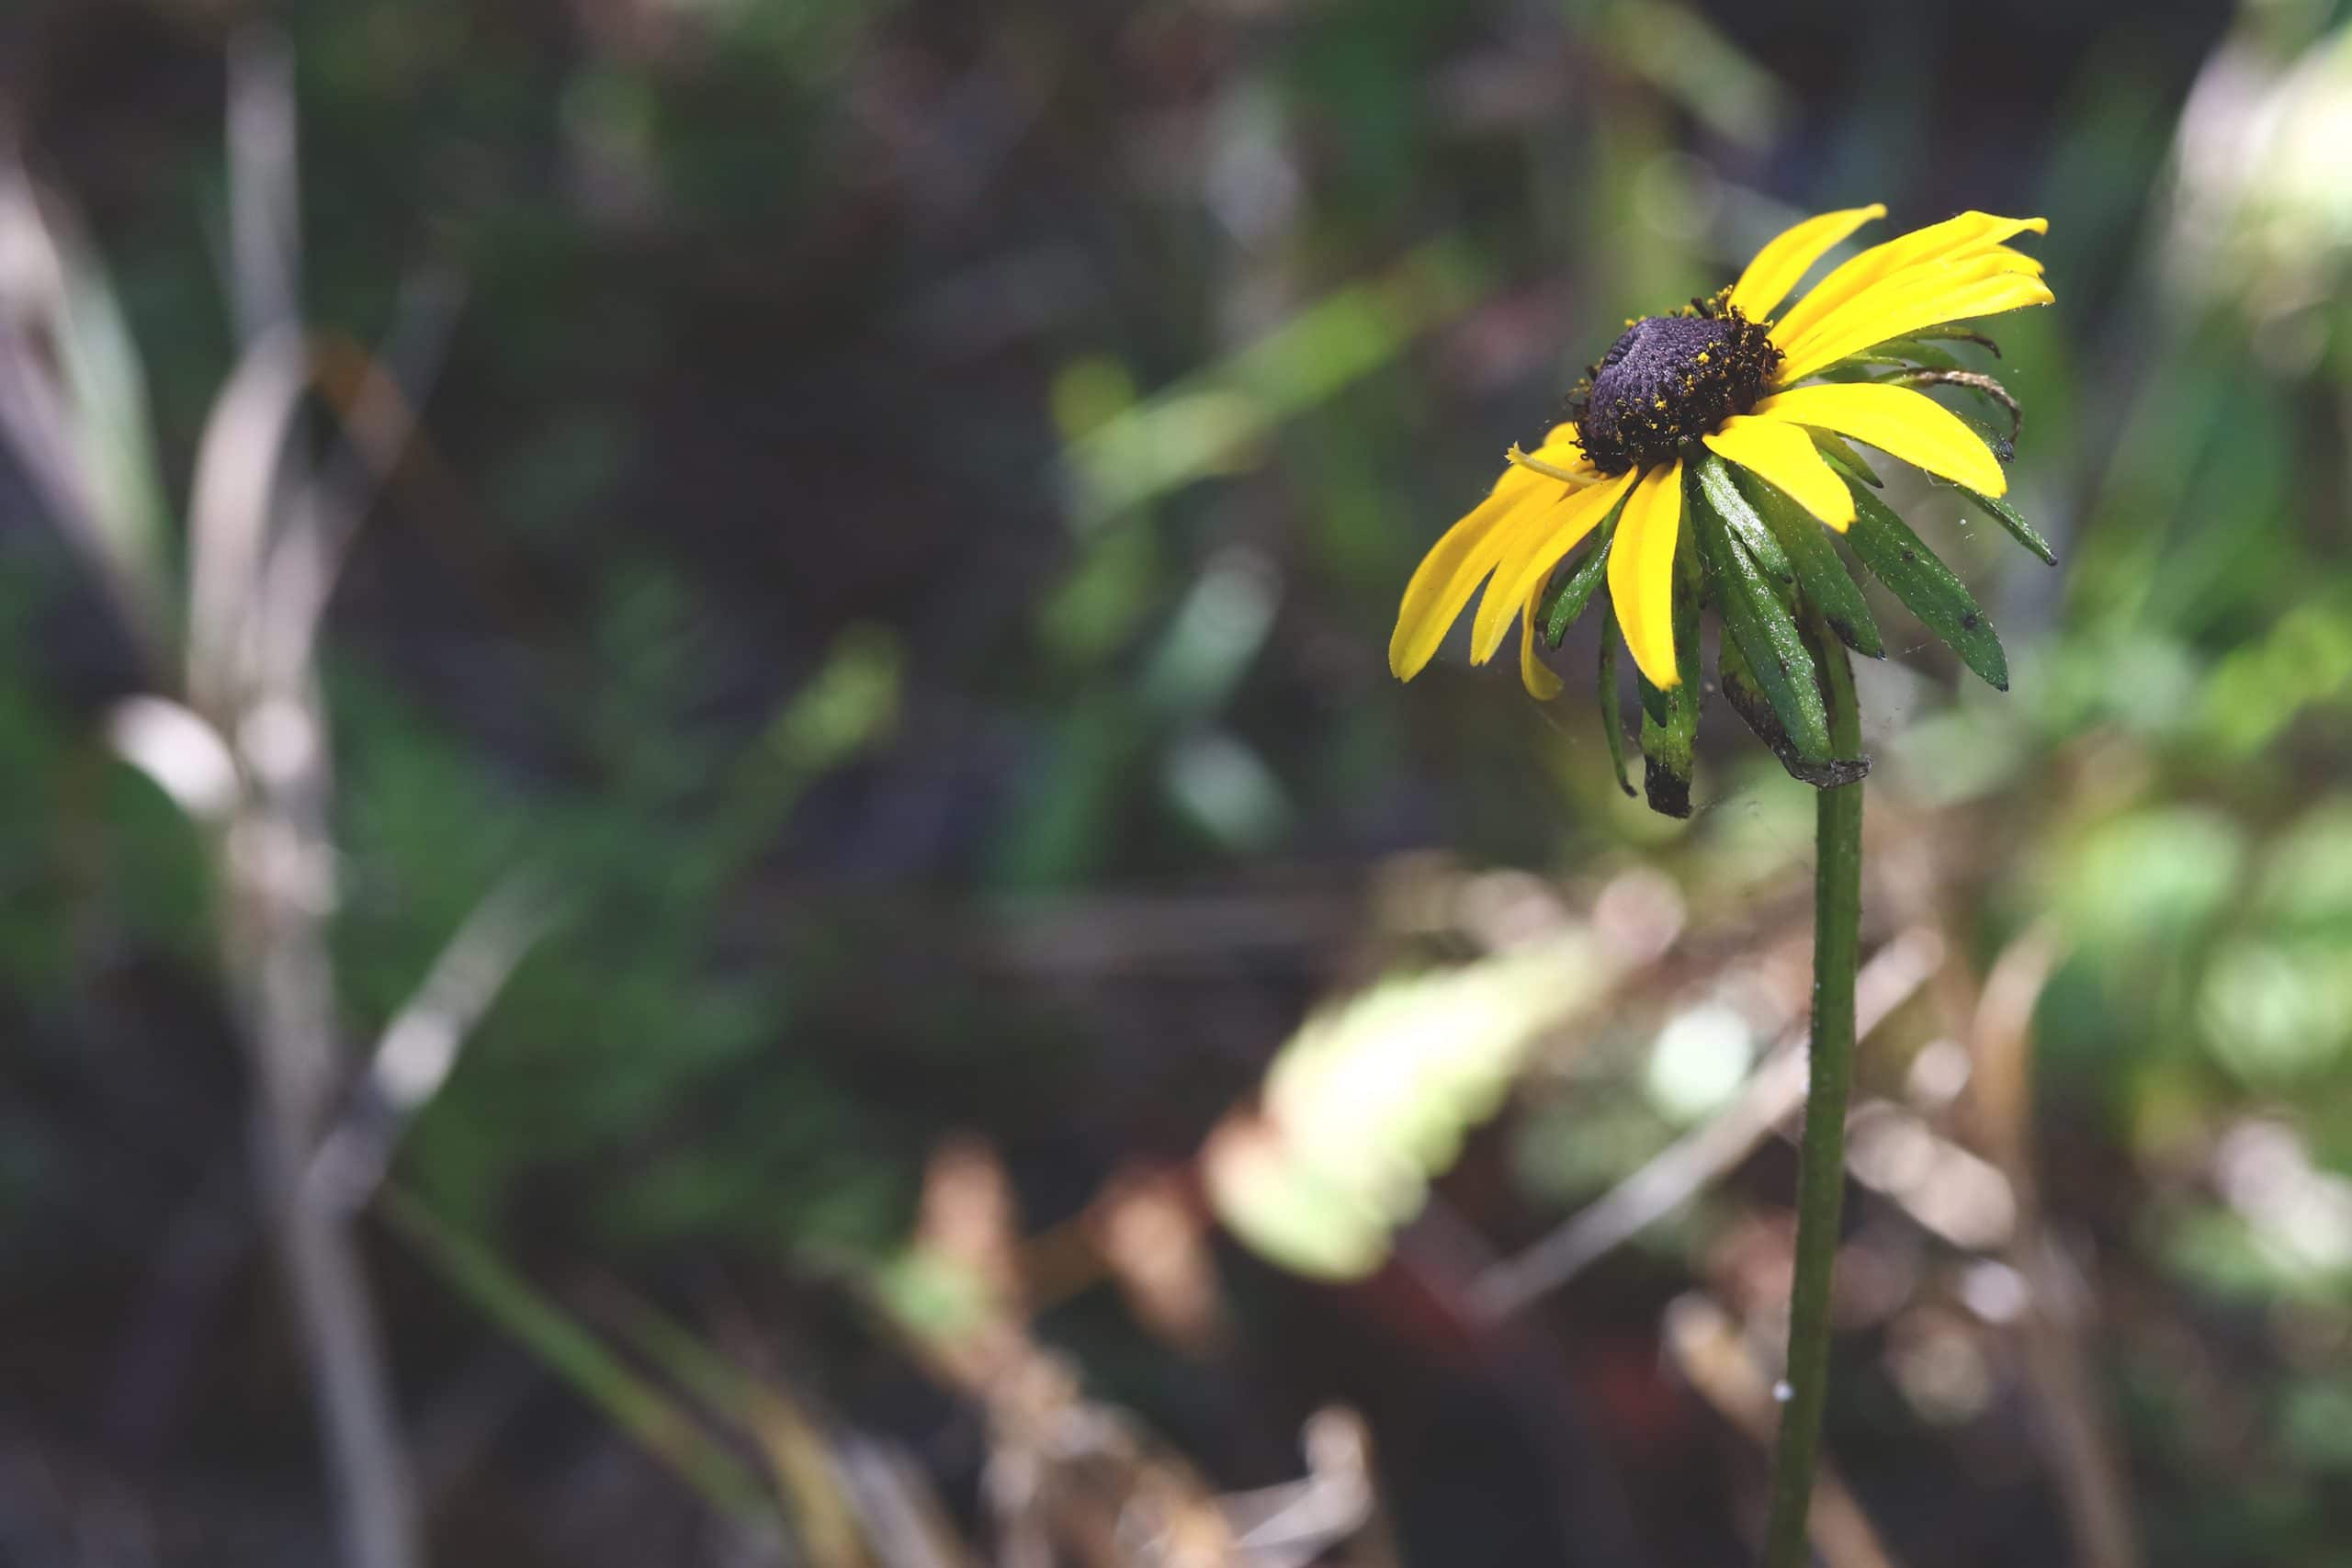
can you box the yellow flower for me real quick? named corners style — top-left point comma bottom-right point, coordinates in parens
top-left (1389, 206), bottom-right (2052, 696)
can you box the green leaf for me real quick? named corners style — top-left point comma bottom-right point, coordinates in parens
top-left (1719, 624), bottom-right (1871, 788)
top-left (1635, 497), bottom-right (1704, 818)
top-left (1732, 465), bottom-right (1884, 659)
top-left (1954, 409), bottom-right (2018, 465)
top-left (1842, 478), bottom-right (2009, 691)
top-left (1690, 457), bottom-right (1830, 764)
top-left (1702, 467), bottom-right (1793, 589)
top-left (1949, 482), bottom-right (2056, 565)
top-left (1596, 602), bottom-right (1634, 796)
top-left (1542, 536), bottom-right (1612, 648)
top-left (1808, 430), bottom-right (1882, 488)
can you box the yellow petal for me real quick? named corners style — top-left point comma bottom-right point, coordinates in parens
top-left (1726, 204), bottom-right (1885, 322)
top-left (1389, 466), bottom-right (1562, 680)
top-left (1607, 461), bottom-right (1685, 690)
top-left (1464, 491), bottom-right (1579, 663)
top-left (1775, 271), bottom-right (2054, 383)
top-left (1777, 246), bottom-right (2046, 358)
top-left (1470, 468), bottom-right (1638, 663)
top-left (1519, 575), bottom-right (1563, 700)
top-left (1702, 416), bottom-right (1856, 530)
top-left (1750, 381), bottom-right (2008, 495)
top-left (1770, 211), bottom-right (2048, 347)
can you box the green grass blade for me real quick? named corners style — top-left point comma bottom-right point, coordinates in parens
top-left (379, 1189), bottom-right (780, 1527)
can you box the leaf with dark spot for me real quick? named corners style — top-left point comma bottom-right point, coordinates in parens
top-left (1720, 626), bottom-right (1871, 789)
top-left (1842, 477), bottom-right (2009, 691)
top-left (1946, 481), bottom-right (2056, 565)
top-left (1728, 462), bottom-right (1883, 660)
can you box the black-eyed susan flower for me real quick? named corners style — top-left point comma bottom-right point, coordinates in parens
top-left (1390, 206), bottom-right (2055, 813)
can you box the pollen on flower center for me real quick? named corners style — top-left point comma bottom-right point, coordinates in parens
top-left (1566, 300), bottom-right (1781, 475)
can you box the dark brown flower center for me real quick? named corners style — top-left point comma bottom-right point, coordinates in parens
top-left (1566, 301), bottom-right (1781, 475)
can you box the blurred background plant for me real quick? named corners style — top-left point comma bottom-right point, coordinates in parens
top-left (4, 0), bottom-right (2352, 1564)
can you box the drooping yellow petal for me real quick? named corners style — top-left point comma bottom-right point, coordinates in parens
top-left (1471, 468), bottom-right (1638, 663)
top-left (1519, 575), bottom-right (1562, 700)
top-left (1606, 461), bottom-right (1685, 690)
top-left (1726, 204), bottom-right (1885, 322)
top-left (1465, 491), bottom-right (1584, 663)
top-left (1770, 211), bottom-right (2048, 346)
top-left (1389, 466), bottom-right (1564, 681)
top-left (1750, 381), bottom-right (2008, 495)
top-left (1775, 271), bottom-right (2054, 383)
top-left (1702, 416), bottom-right (1856, 530)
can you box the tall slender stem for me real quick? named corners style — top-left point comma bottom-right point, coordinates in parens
top-left (1760, 628), bottom-right (1863, 1568)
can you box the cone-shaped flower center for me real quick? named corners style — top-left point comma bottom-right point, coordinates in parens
top-left (1571, 306), bottom-right (1781, 475)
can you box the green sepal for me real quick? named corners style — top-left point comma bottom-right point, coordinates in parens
top-left (1905, 324), bottom-right (2003, 356)
top-left (1842, 476), bottom-right (2009, 691)
top-left (1595, 598), bottom-right (1634, 797)
top-left (1818, 338), bottom-right (1969, 376)
top-left (1719, 621), bottom-right (1871, 789)
top-left (1808, 430), bottom-right (1882, 489)
top-left (1732, 465), bottom-right (1884, 659)
top-left (1949, 482), bottom-right (2056, 566)
top-left (1541, 535), bottom-right (1612, 649)
top-left (1634, 502), bottom-right (1703, 819)
top-left (1690, 456), bottom-right (1831, 764)
top-left (1944, 401), bottom-right (2020, 468)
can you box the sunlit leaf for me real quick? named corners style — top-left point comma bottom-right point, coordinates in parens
top-left (1690, 456), bottom-right (1830, 763)
top-left (1204, 931), bottom-right (1625, 1281)
top-left (1542, 536), bottom-right (1612, 649)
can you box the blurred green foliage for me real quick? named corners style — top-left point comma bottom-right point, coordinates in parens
top-left (9, 0), bottom-right (2352, 1562)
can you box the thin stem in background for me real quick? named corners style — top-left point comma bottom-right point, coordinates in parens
top-left (1760, 624), bottom-right (1863, 1568)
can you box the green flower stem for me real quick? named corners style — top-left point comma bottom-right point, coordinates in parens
top-left (1759, 622), bottom-right (1863, 1568)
